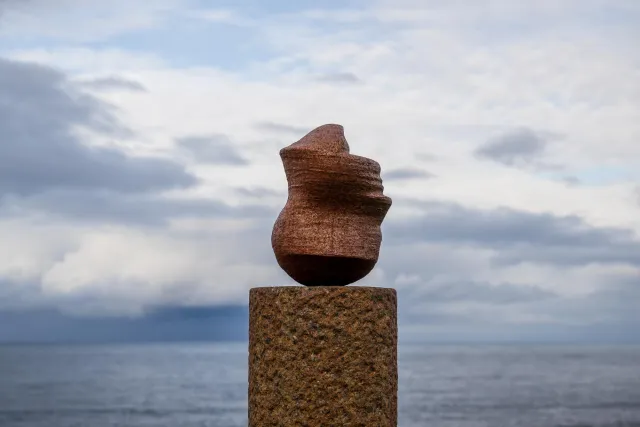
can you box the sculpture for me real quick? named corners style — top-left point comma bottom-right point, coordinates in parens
top-left (271, 124), bottom-right (392, 286)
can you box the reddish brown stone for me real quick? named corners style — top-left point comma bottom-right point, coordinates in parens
top-left (248, 286), bottom-right (398, 427)
top-left (271, 124), bottom-right (392, 286)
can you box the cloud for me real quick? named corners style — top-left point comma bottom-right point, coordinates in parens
top-left (417, 280), bottom-right (556, 305)
top-left (0, 0), bottom-right (28, 11)
top-left (254, 122), bottom-right (309, 136)
top-left (474, 127), bottom-right (550, 167)
top-left (384, 168), bottom-right (436, 181)
top-left (397, 277), bottom-right (559, 321)
top-left (0, 0), bottom-right (184, 43)
top-left (635, 186), bottom-right (640, 205)
top-left (315, 72), bottom-right (361, 84)
top-left (25, 222), bottom-right (281, 314)
top-left (77, 75), bottom-right (148, 92)
top-left (416, 153), bottom-right (438, 162)
top-left (386, 200), bottom-right (640, 267)
top-left (234, 186), bottom-right (284, 199)
top-left (0, 305), bottom-right (248, 343)
top-left (177, 134), bottom-right (249, 165)
top-left (0, 58), bottom-right (197, 197)
top-left (383, 242), bottom-right (640, 337)
top-left (398, 278), bottom-right (560, 325)
top-left (188, 8), bottom-right (255, 27)
top-left (5, 47), bottom-right (166, 73)
top-left (561, 176), bottom-right (581, 186)
top-left (0, 190), bottom-right (274, 226)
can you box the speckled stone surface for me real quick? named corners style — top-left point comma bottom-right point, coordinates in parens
top-left (248, 286), bottom-right (398, 427)
top-left (271, 124), bottom-right (392, 286)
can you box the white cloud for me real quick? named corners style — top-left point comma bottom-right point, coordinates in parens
top-left (0, 0), bottom-right (186, 42)
top-left (0, 218), bottom-right (283, 316)
top-left (187, 8), bottom-right (256, 26)
top-left (0, 219), bottom-right (79, 283)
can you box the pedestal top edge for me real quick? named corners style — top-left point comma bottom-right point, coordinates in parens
top-left (249, 286), bottom-right (396, 292)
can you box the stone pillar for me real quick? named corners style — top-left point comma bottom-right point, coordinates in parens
top-left (248, 286), bottom-right (397, 426)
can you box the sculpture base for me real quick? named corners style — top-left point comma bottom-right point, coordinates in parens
top-left (248, 286), bottom-right (397, 427)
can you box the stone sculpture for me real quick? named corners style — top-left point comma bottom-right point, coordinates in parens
top-left (271, 124), bottom-right (392, 286)
top-left (250, 123), bottom-right (398, 426)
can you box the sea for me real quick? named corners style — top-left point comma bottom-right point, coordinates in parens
top-left (0, 343), bottom-right (639, 427)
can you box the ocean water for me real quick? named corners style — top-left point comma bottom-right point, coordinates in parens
top-left (0, 343), bottom-right (639, 426)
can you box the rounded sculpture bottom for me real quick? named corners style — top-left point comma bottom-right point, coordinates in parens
top-left (275, 254), bottom-right (376, 286)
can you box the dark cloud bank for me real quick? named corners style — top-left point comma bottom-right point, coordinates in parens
top-left (0, 306), bottom-right (248, 343)
top-left (385, 200), bottom-right (640, 267)
top-left (0, 58), bottom-right (267, 226)
top-left (0, 59), bottom-right (195, 196)
top-left (382, 200), bottom-right (640, 343)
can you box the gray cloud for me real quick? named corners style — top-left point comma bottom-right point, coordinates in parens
top-left (507, 277), bottom-right (640, 331)
top-left (416, 153), bottom-right (438, 162)
top-left (77, 76), bottom-right (148, 92)
top-left (0, 305), bottom-right (248, 343)
top-left (315, 72), bottom-right (361, 84)
top-left (235, 186), bottom-right (284, 199)
top-left (386, 200), bottom-right (640, 267)
top-left (0, 0), bottom-right (27, 11)
top-left (389, 259), bottom-right (640, 340)
top-left (475, 127), bottom-right (549, 167)
top-left (398, 280), bottom-right (562, 325)
top-left (562, 175), bottom-right (581, 186)
top-left (0, 58), bottom-right (197, 196)
top-left (254, 121), bottom-right (309, 136)
top-left (0, 190), bottom-right (274, 226)
top-left (417, 280), bottom-right (556, 305)
top-left (582, 278), bottom-right (640, 324)
top-left (377, 199), bottom-right (640, 335)
top-left (0, 278), bottom-right (43, 312)
top-left (398, 279), bottom-right (559, 324)
top-left (384, 168), bottom-right (436, 181)
top-left (177, 134), bottom-right (249, 165)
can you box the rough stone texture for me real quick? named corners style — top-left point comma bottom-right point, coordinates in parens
top-left (271, 124), bottom-right (392, 286)
top-left (248, 286), bottom-right (397, 427)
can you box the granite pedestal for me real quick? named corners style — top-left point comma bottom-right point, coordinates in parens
top-left (248, 286), bottom-right (397, 427)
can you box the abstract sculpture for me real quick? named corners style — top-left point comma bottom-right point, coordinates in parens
top-left (249, 124), bottom-right (397, 426)
top-left (271, 124), bottom-right (392, 286)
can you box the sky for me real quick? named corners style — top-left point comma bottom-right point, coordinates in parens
top-left (0, 0), bottom-right (639, 343)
